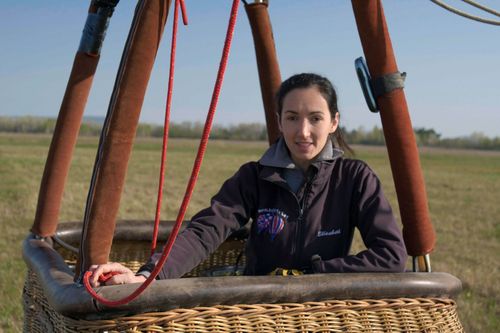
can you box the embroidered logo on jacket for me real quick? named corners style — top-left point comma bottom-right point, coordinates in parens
top-left (317, 228), bottom-right (341, 237)
top-left (257, 208), bottom-right (288, 240)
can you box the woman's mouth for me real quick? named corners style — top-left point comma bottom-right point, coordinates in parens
top-left (296, 142), bottom-right (313, 152)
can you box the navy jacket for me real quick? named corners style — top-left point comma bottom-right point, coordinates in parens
top-left (140, 139), bottom-right (407, 278)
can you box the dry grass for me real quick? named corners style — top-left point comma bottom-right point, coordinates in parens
top-left (1, 133), bottom-right (498, 332)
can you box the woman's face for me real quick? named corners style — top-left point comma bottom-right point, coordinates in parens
top-left (279, 87), bottom-right (339, 171)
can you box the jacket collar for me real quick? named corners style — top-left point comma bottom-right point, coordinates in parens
top-left (259, 137), bottom-right (296, 169)
top-left (259, 137), bottom-right (343, 169)
top-left (258, 137), bottom-right (343, 185)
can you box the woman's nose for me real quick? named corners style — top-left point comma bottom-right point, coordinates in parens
top-left (298, 120), bottom-right (311, 137)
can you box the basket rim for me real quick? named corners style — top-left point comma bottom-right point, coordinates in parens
top-left (54, 220), bottom-right (249, 244)
top-left (23, 224), bottom-right (462, 320)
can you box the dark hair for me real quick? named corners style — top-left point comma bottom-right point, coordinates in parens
top-left (276, 73), bottom-right (353, 155)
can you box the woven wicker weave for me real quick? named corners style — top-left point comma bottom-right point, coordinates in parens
top-left (24, 269), bottom-right (463, 332)
top-left (23, 222), bottom-right (464, 332)
top-left (54, 238), bottom-right (247, 277)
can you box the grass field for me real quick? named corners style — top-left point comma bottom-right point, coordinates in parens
top-left (1, 133), bottom-right (499, 332)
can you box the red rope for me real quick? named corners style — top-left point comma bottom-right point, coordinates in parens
top-left (180, 0), bottom-right (188, 25)
top-left (83, 0), bottom-right (240, 307)
top-left (150, 0), bottom-right (187, 256)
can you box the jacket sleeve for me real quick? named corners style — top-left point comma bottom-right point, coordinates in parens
top-left (138, 163), bottom-right (258, 279)
top-left (312, 161), bottom-right (408, 273)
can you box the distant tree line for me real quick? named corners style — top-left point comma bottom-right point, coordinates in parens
top-left (0, 117), bottom-right (269, 141)
top-left (1, 116), bottom-right (499, 151)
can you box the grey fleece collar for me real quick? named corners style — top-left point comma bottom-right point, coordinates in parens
top-left (259, 137), bottom-right (343, 169)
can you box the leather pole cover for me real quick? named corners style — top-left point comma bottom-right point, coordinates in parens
top-left (351, 0), bottom-right (435, 256)
top-left (31, 52), bottom-right (99, 237)
top-left (77, 0), bottom-right (171, 273)
top-left (245, 3), bottom-right (281, 145)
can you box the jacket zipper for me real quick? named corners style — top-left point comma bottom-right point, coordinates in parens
top-left (295, 180), bottom-right (312, 266)
top-left (261, 177), bottom-right (312, 266)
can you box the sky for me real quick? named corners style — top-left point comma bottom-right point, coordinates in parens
top-left (1, 0), bottom-right (499, 138)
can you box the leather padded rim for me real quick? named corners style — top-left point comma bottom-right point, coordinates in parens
top-left (23, 221), bottom-right (462, 319)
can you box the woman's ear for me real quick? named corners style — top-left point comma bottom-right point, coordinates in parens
top-left (276, 112), bottom-right (283, 132)
top-left (329, 112), bottom-right (340, 134)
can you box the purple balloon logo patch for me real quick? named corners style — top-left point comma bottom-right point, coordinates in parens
top-left (257, 208), bottom-right (288, 240)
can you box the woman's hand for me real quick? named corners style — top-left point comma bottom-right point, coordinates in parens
top-left (88, 262), bottom-right (147, 287)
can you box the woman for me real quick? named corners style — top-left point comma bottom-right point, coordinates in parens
top-left (89, 73), bottom-right (407, 286)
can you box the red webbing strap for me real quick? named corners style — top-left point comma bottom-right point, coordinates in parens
top-left (151, 0), bottom-right (188, 255)
top-left (351, 0), bottom-right (435, 256)
top-left (83, 0), bottom-right (240, 307)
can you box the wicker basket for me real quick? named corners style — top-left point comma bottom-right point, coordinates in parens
top-left (23, 221), bottom-right (464, 333)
